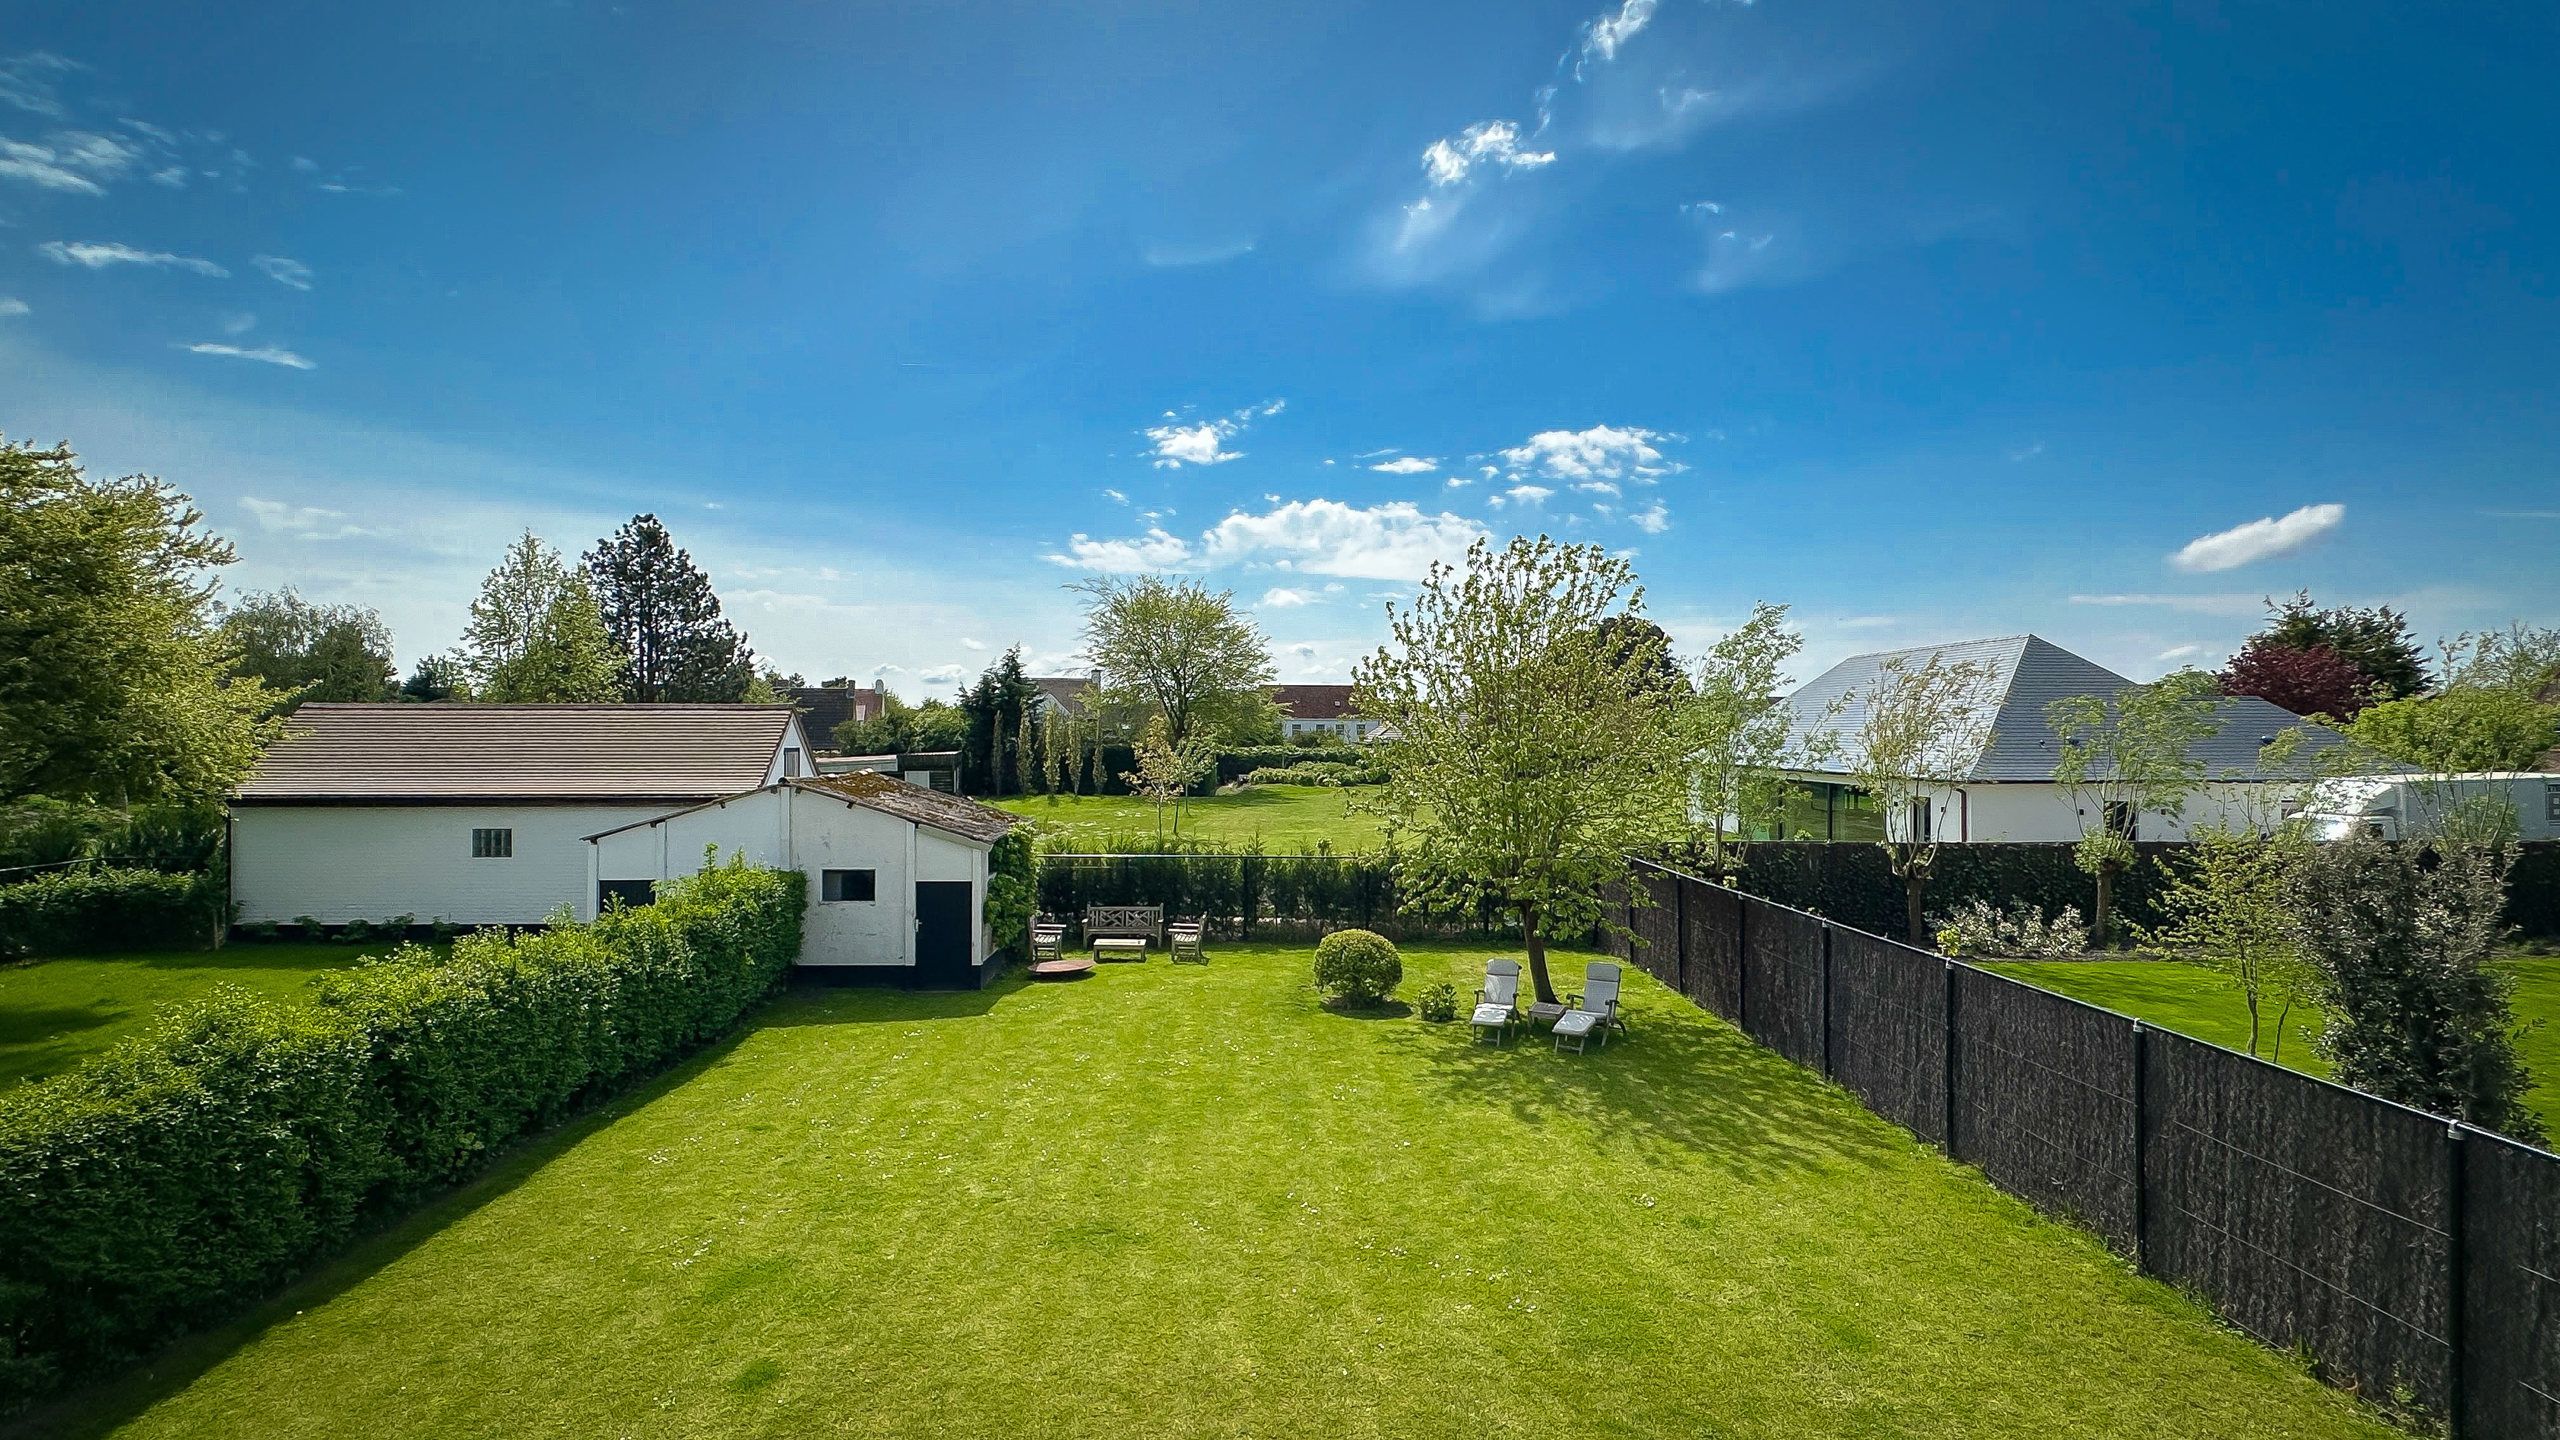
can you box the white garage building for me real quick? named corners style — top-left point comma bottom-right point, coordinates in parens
top-left (584, 772), bottom-right (1019, 988)
top-left (230, 703), bottom-right (816, 928)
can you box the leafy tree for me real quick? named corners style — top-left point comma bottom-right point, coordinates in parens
top-left (1354, 537), bottom-right (1688, 1004)
top-left (2219, 636), bottom-right (2372, 719)
top-left (2047, 670), bottom-right (2223, 945)
top-left (401, 652), bottom-right (469, 702)
top-left (2344, 687), bottom-right (2560, 773)
top-left (837, 687), bottom-right (969, 757)
top-left (481, 572), bottom-right (624, 703)
top-left (1122, 715), bottom-right (1215, 837)
top-left (1595, 614), bottom-right (1689, 700)
top-left (1072, 575), bottom-right (1277, 748)
top-left (0, 439), bottom-right (283, 805)
top-left (217, 587), bottom-right (398, 707)
top-left (2262, 593), bottom-right (2429, 701)
top-left (960, 648), bottom-right (1047, 795)
top-left (1837, 653), bottom-right (2002, 942)
top-left (2143, 825), bottom-right (2314, 1059)
top-left (1681, 602), bottom-right (1807, 879)
top-left (460, 532), bottom-right (578, 689)
top-left (2446, 623), bottom-right (2560, 698)
top-left (583, 515), bottom-right (756, 702)
top-left (2292, 834), bottom-right (2540, 1141)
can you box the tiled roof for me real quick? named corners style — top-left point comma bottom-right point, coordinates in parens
top-left (236, 704), bottom-right (796, 802)
top-left (1270, 683), bottom-right (1358, 720)
top-left (1029, 677), bottom-right (1099, 715)
top-left (787, 686), bottom-right (880, 752)
top-left (791, 773), bottom-right (1018, 843)
top-left (1785, 635), bottom-right (2366, 782)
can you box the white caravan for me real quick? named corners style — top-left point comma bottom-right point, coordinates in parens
top-left (2298, 773), bottom-right (2560, 843)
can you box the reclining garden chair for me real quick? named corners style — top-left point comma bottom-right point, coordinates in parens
top-left (1168, 919), bottom-right (1206, 964)
top-left (1471, 959), bottom-right (1523, 1046)
top-left (1552, 961), bottom-right (1624, 1054)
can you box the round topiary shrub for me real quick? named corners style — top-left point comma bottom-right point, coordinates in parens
top-left (1313, 928), bottom-right (1402, 1007)
top-left (1415, 981), bottom-right (1456, 1023)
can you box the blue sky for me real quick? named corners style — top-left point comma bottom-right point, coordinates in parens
top-left (3, 0), bottom-right (2554, 693)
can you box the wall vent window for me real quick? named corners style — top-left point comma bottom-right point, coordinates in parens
top-left (471, 827), bottom-right (514, 859)
top-left (783, 747), bottom-right (804, 778)
top-left (822, 869), bottom-right (877, 902)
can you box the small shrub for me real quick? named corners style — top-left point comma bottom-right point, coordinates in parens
top-left (1229, 760), bottom-right (1385, 790)
top-left (337, 918), bottom-right (374, 945)
top-left (1415, 981), bottom-right (1456, 1022)
top-left (1928, 898), bottom-right (2086, 959)
top-left (1313, 928), bottom-right (1402, 1005)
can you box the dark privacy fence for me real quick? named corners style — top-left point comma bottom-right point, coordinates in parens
top-left (1606, 859), bottom-right (2560, 1436)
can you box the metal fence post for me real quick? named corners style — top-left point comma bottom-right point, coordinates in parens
top-left (1673, 873), bottom-right (1689, 996)
top-left (1818, 924), bottom-right (1834, 1079)
top-left (2130, 1022), bottom-right (2149, 1273)
top-left (1941, 960), bottom-right (1960, 1157)
top-left (1735, 893), bottom-right (1750, 1034)
top-left (2447, 1123), bottom-right (2468, 1439)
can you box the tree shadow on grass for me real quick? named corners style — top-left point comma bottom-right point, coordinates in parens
top-left (1379, 990), bottom-right (1917, 1187)
top-left (15, 1025), bottom-right (766, 1440)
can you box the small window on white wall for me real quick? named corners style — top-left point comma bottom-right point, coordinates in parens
top-left (470, 827), bottom-right (513, 858)
top-left (822, 869), bottom-right (876, 902)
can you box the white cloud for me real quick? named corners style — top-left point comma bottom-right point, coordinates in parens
top-left (1102, 488), bottom-right (1128, 504)
top-left (1490, 484), bottom-right (1554, 508)
top-left (1369, 456), bottom-right (1438, 474)
top-left (1047, 526), bottom-right (1196, 572)
top-left (1202, 499), bottom-right (1487, 580)
top-left (252, 254), bottom-right (314, 290)
top-left (1261, 587), bottom-right (1315, 607)
top-left (0, 296), bottom-right (26, 317)
top-left (1579, 0), bottom-right (1659, 68)
top-left (1140, 237), bottom-right (1257, 267)
top-left (2156, 644), bottom-right (2205, 662)
top-left (1628, 500), bottom-right (1670, 533)
top-left (1498, 424), bottom-right (1681, 484)
top-left (0, 53), bottom-right (80, 119)
top-left (1573, 480), bottom-right (1621, 497)
top-left (0, 139), bottom-right (103, 194)
top-left (959, 636), bottom-right (989, 651)
top-left (1421, 120), bottom-right (1556, 187)
top-left (240, 497), bottom-right (370, 538)
top-left (1142, 398), bottom-right (1283, 469)
top-left (2068, 592), bottom-right (2265, 618)
top-left (182, 342), bottom-right (315, 370)
top-left (2168, 503), bottom-right (2345, 573)
top-left (917, 663), bottom-right (966, 686)
top-left (37, 239), bottom-right (227, 275)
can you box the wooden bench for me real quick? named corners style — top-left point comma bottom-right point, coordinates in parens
top-left (1085, 905), bottom-right (1162, 961)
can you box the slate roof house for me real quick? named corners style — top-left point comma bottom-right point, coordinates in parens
top-left (1771, 635), bottom-right (2366, 843)
top-left (231, 704), bottom-right (1020, 987)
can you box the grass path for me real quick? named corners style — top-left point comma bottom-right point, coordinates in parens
top-left (46, 943), bottom-right (2401, 1439)
top-left (991, 783), bottom-right (1388, 852)
top-left (0, 943), bottom-right (411, 1087)
top-left (1984, 953), bottom-right (2560, 1133)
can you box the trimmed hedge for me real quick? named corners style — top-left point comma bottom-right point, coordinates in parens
top-left (0, 866), bottom-right (223, 958)
top-left (0, 860), bottom-right (802, 1410)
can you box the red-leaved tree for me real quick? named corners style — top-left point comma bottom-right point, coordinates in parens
top-left (2220, 638), bottom-right (2373, 719)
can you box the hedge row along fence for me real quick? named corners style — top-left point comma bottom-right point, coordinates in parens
top-left (1687, 838), bottom-right (2560, 943)
top-left (1607, 858), bottom-right (2560, 1437)
top-left (0, 861), bottom-right (805, 1412)
top-left (0, 865), bottom-right (224, 958)
top-left (1035, 852), bottom-right (1525, 940)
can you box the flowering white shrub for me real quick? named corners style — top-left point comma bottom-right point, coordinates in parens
top-left (1930, 898), bottom-right (2088, 959)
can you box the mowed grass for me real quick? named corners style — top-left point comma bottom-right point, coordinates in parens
top-left (992, 782), bottom-right (1390, 852)
top-left (47, 944), bottom-right (2400, 1439)
top-left (1984, 953), bottom-right (2560, 1133)
top-left (0, 943), bottom-right (412, 1087)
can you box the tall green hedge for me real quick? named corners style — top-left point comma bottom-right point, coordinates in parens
top-left (1034, 849), bottom-right (1515, 939)
top-left (0, 866), bottom-right (223, 958)
top-left (0, 861), bottom-right (803, 1410)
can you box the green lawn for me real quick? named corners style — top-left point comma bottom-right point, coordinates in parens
top-left (993, 782), bottom-right (1390, 852)
top-left (1983, 953), bottom-right (2560, 1133)
top-left (0, 943), bottom-right (412, 1088)
top-left (45, 943), bottom-right (2398, 1439)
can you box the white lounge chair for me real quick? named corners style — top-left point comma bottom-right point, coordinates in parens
top-left (1472, 959), bottom-right (1523, 1046)
top-left (1553, 962), bottom-right (1625, 1054)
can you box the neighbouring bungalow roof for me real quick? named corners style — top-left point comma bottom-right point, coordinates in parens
top-left (1269, 683), bottom-right (1360, 720)
top-left (234, 703), bottom-right (799, 804)
top-left (787, 686), bottom-right (881, 752)
top-left (1783, 635), bottom-right (2370, 783)
top-left (582, 772), bottom-right (1018, 845)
